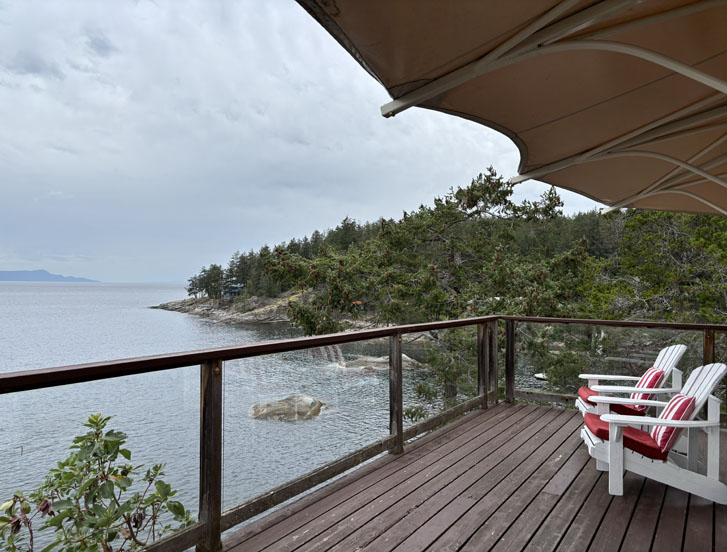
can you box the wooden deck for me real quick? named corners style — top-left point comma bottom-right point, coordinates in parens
top-left (223, 404), bottom-right (727, 552)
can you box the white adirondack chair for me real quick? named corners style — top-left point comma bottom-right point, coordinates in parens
top-left (576, 344), bottom-right (687, 416)
top-left (581, 363), bottom-right (727, 504)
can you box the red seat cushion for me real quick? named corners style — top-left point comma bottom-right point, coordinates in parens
top-left (578, 386), bottom-right (597, 404)
top-left (584, 412), bottom-right (668, 460)
top-left (578, 386), bottom-right (646, 416)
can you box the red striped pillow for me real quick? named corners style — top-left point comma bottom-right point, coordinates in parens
top-left (650, 393), bottom-right (695, 453)
top-left (630, 366), bottom-right (665, 411)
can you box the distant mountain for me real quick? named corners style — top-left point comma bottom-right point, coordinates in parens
top-left (0, 269), bottom-right (98, 283)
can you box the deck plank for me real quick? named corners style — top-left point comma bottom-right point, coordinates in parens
top-left (395, 410), bottom-right (579, 551)
top-left (226, 404), bottom-right (513, 550)
top-left (487, 446), bottom-right (592, 552)
top-left (220, 404), bottom-right (720, 552)
top-left (255, 405), bottom-right (538, 552)
top-left (587, 473), bottom-right (645, 551)
top-left (343, 407), bottom-right (567, 552)
top-left (522, 458), bottom-right (602, 552)
top-left (553, 470), bottom-right (621, 551)
top-left (619, 479), bottom-right (666, 552)
top-left (682, 496), bottom-right (713, 551)
top-left (287, 406), bottom-right (555, 552)
top-left (651, 487), bottom-right (689, 552)
top-left (715, 503), bottom-right (727, 551)
top-left (459, 424), bottom-right (585, 550)
top-left (319, 407), bottom-right (545, 552)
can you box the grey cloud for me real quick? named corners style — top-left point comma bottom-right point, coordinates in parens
top-left (7, 51), bottom-right (64, 79)
top-left (46, 144), bottom-right (80, 155)
top-left (85, 28), bottom-right (118, 58)
top-left (66, 59), bottom-right (99, 75)
top-left (0, 1), bottom-right (602, 283)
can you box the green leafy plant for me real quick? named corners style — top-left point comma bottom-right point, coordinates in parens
top-left (0, 414), bottom-right (193, 551)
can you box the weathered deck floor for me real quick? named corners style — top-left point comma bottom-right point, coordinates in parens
top-left (223, 404), bottom-right (727, 551)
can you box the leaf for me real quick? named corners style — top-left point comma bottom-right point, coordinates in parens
top-left (99, 480), bottom-right (115, 500)
top-left (91, 504), bottom-right (105, 519)
top-left (40, 541), bottom-right (60, 552)
top-left (119, 448), bottom-right (132, 461)
top-left (45, 511), bottom-right (68, 527)
top-left (166, 501), bottom-right (185, 518)
top-left (155, 480), bottom-right (171, 499)
top-left (50, 499), bottom-right (72, 512)
top-left (115, 477), bottom-right (133, 490)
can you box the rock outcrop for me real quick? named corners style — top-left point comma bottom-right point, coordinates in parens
top-left (251, 394), bottom-right (325, 421)
top-left (152, 295), bottom-right (293, 324)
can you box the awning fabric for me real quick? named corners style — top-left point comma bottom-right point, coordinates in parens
top-left (296, 0), bottom-right (727, 215)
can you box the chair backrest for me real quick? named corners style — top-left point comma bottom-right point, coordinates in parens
top-left (629, 345), bottom-right (688, 407)
top-left (652, 344), bottom-right (688, 375)
top-left (680, 363), bottom-right (727, 412)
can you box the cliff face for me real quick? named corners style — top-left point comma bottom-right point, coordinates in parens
top-left (152, 294), bottom-right (295, 324)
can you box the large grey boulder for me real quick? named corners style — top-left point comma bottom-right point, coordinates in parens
top-left (252, 394), bottom-right (325, 421)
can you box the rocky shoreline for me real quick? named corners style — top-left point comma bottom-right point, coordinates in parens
top-left (151, 294), bottom-right (434, 346)
top-left (151, 294), bottom-right (293, 324)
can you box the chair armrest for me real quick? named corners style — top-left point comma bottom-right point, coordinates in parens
top-left (601, 414), bottom-right (721, 428)
top-left (590, 385), bottom-right (679, 394)
top-left (579, 374), bottom-right (641, 381)
top-left (589, 396), bottom-right (668, 407)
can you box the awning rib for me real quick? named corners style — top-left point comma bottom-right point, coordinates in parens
top-left (380, 0), bottom-right (639, 117)
top-left (599, 150), bottom-right (727, 189)
top-left (510, 97), bottom-right (726, 184)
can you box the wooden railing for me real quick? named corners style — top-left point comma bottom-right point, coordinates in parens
top-left (1, 316), bottom-right (725, 551)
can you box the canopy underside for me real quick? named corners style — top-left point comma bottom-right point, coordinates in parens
top-left (296, 0), bottom-right (727, 215)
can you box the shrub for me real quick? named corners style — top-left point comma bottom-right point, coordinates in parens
top-left (0, 414), bottom-right (193, 551)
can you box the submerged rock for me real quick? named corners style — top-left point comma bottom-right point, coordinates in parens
top-left (251, 394), bottom-right (325, 421)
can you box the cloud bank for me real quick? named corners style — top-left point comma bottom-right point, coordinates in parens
top-left (0, 1), bottom-right (601, 282)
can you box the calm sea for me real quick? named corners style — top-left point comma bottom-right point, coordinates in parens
top-left (0, 282), bottom-right (414, 519)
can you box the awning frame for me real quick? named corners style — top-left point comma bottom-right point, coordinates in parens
top-left (374, 0), bottom-right (727, 213)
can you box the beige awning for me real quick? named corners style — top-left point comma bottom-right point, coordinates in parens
top-left (296, 0), bottom-right (727, 215)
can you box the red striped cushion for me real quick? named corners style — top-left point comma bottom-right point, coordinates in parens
top-left (650, 393), bottom-right (695, 452)
top-left (630, 366), bottom-right (665, 410)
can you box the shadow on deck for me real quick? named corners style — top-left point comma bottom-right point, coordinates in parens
top-left (223, 403), bottom-right (727, 552)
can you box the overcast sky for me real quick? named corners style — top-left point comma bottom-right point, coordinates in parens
top-left (0, 1), bottom-right (602, 283)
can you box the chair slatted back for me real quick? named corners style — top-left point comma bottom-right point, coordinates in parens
top-left (680, 363), bottom-right (727, 413)
top-left (653, 344), bottom-right (688, 375)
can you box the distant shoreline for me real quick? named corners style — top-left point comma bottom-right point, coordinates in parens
top-left (0, 269), bottom-right (98, 283)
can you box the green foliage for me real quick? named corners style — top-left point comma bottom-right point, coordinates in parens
top-left (185, 168), bottom-right (727, 397)
top-left (265, 168), bottom-right (591, 337)
top-left (586, 210), bottom-right (727, 323)
top-left (0, 414), bottom-right (193, 552)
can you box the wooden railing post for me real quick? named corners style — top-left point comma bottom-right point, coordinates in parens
top-left (197, 359), bottom-right (223, 552)
top-left (477, 323), bottom-right (488, 409)
top-left (703, 329), bottom-right (715, 365)
top-left (487, 320), bottom-right (499, 405)
top-left (505, 319), bottom-right (516, 403)
top-left (389, 333), bottom-right (404, 454)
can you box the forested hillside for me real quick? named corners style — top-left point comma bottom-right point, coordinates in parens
top-left (189, 168), bottom-right (727, 331)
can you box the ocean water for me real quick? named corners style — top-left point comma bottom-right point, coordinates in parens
top-left (0, 282), bottom-right (413, 521)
